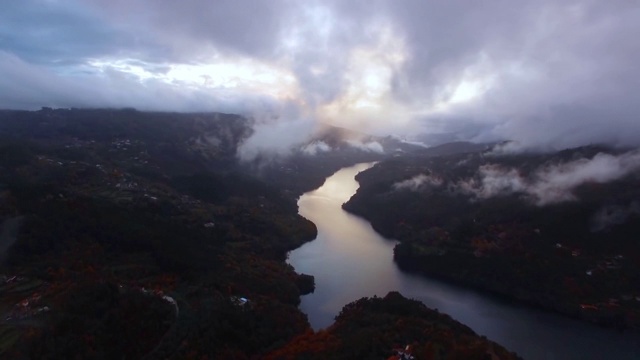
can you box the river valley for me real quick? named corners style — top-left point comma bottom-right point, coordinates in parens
top-left (288, 163), bottom-right (640, 360)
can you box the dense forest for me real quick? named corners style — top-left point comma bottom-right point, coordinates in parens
top-left (344, 146), bottom-right (640, 329)
top-left (0, 109), bottom-right (518, 359)
top-left (0, 109), bottom-right (319, 358)
top-left (267, 292), bottom-right (521, 360)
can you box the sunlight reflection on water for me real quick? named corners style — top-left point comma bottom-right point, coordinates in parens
top-left (288, 163), bottom-right (640, 360)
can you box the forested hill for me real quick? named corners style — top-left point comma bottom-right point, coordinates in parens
top-left (0, 108), bottom-right (252, 174)
top-left (0, 108), bottom-right (318, 358)
top-left (267, 292), bottom-right (521, 360)
top-left (344, 145), bottom-right (640, 329)
top-left (0, 108), bottom-right (520, 358)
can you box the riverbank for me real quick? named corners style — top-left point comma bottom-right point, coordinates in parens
top-left (353, 215), bottom-right (639, 330)
top-left (285, 163), bottom-right (524, 358)
top-left (290, 161), bottom-right (640, 359)
top-left (0, 109), bottom-right (322, 358)
top-left (342, 149), bottom-right (640, 332)
top-left (267, 292), bottom-right (522, 360)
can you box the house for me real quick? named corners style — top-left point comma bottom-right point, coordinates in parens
top-left (580, 304), bottom-right (598, 310)
top-left (607, 298), bottom-right (620, 307)
top-left (389, 345), bottom-right (415, 360)
top-left (162, 295), bottom-right (179, 316)
top-left (230, 296), bottom-right (249, 307)
top-left (36, 306), bottom-right (50, 313)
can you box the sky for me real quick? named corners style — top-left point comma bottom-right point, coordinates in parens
top-left (1, 0), bottom-right (639, 150)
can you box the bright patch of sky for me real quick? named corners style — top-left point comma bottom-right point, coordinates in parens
top-left (86, 58), bottom-right (299, 100)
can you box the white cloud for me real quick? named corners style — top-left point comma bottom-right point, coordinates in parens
top-left (301, 141), bottom-right (331, 155)
top-left (393, 174), bottom-right (443, 191)
top-left (458, 165), bottom-right (527, 199)
top-left (237, 117), bottom-right (316, 161)
top-left (345, 140), bottom-right (384, 154)
top-left (458, 150), bottom-right (640, 205)
top-left (530, 151), bottom-right (640, 205)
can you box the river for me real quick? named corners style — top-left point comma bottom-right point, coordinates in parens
top-left (287, 162), bottom-right (640, 360)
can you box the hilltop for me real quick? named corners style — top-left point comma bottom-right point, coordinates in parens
top-left (267, 292), bottom-right (521, 360)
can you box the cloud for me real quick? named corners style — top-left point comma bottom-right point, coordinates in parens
top-left (345, 140), bottom-right (384, 153)
top-left (301, 141), bottom-right (331, 156)
top-left (458, 166), bottom-right (527, 199)
top-left (459, 150), bottom-right (640, 205)
top-left (528, 151), bottom-right (640, 204)
top-left (396, 139), bottom-right (429, 149)
top-left (590, 202), bottom-right (640, 232)
top-left (404, 1), bottom-right (640, 150)
top-left (237, 117), bottom-right (316, 161)
top-left (0, 51), bottom-right (289, 114)
top-left (1, 0), bottom-right (639, 153)
top-left (86, 0), bottom-right (289, 59)
top-left (393, 174), bottom-right (444, 191)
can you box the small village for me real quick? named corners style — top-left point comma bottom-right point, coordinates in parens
top-left (1, 274), bottom-right (49, 323)
top-left (387, 344), bottom-right (415, 360)
top-left (1, 273), bottom-right (182, 324)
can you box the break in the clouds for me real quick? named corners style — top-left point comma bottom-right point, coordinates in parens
top-left (1, 0), bottom-right (640, 151)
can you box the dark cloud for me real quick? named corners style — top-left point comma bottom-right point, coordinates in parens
top-left (385, 1), bottom-right (640, 149)
top-left (0, 1), bottom-right (164, 66)
top-left (85, 0), bottom-right (290, 60)
top-left (1, 0), bottom-right (639, 152)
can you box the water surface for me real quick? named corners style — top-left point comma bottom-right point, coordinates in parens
top-left (288, 163), bottom-right (640, 360)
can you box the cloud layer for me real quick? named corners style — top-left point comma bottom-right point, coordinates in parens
top-left (2, 0), bottom-right (639, 151)
top-left (458, 150), bottom-right (640, 205)
top-left (393, 174), bottom-right (444, 191)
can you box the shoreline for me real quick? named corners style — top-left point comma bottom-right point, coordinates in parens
top-left (341, 203), bottom-right (640, 332)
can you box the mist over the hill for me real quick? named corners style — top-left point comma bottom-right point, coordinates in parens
top-left (457, 149), bottom-right (640, 205)
top-left (2, 0), bottom-right (639, 156)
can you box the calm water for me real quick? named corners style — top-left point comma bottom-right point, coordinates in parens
top-left (288, 163), bottom-right (640, 360)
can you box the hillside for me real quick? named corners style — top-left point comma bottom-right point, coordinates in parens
top-left (344, 146), bottom-right (640, 329)
top-left (0, 108), bottom-right (520, 359)
top-left (267, 292), bottom-right (521, 360)
top-left (0, 108), bottom-right (320, 358)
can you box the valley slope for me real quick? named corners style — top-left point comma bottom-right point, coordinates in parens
top-left (344, 146), bottom-right (640, 329)
top-left (0, 108), bottom-right (519, 359)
